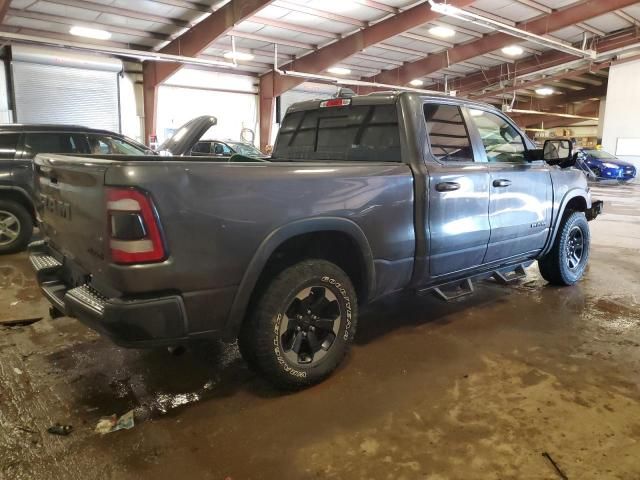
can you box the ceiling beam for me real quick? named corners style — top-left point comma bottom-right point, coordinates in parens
top-left (248, 16), bottom-right (340, 39)
top-left (532, 83), bottom-right (608, 110)
top-left (7, 8), bottom-right (169, 40)
top-left (266, 0), bottom-right (475, 96)
top-left (146, 0), bottom-right (273, 87)
top-left (47, 0), bottom-right (191, 27)
top-left (274, 0), bottom-right (366, 28)
top-left (0, 0), bottom-right (9, 24)
top-left (354, 0), bottom-right (398, 14)
top-left (615, 9), bottom-right (640, 26)
top-left (513, 0), bottom-right (552, 14)
top-left (471, 62), bottom-right (610, 100)
top-left (444, 28), bottom-right (640, 95)
top-left (365, 0), bottom-right (640, 87)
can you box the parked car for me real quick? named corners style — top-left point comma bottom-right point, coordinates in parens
top-left (576, 148), bottom-right (637, 181)
top-left (29, 92), bottom-right (602, 389)
top-left (190, 139), bottom-right (267, 158)
top-left (0, 124), bottom-right (152, 253)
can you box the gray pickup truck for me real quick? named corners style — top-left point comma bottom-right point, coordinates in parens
top-left (29, 92), bottom-right (602, 389)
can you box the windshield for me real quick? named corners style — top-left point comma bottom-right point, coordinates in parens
top-left (228, 142), bottom-right (263, 156)
top-left (584, 149), bottom-right (616, 160)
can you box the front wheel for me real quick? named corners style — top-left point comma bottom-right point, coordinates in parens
top-left (538, 211), bottom-right (590, 286)
top-left (238, 260), bottom-right (358, 390)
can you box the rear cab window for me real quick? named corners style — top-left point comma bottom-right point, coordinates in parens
top-left (273, 101), bottom-right (401, 162)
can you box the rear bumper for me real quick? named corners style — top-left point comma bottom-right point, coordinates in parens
top-left (29, 241), bottom-right (191, 348)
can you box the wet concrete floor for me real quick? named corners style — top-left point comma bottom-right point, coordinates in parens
top-left (1, 181), bottom-right (640, 480)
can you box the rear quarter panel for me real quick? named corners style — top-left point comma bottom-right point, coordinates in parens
top-left (103, 161), bottom-right (416, 298)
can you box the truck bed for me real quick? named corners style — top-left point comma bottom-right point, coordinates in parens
top-left (34, 153), bottom-right (416, 338)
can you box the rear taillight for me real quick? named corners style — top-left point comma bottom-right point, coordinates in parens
top-left (106, 187), bottom-right (166, 264)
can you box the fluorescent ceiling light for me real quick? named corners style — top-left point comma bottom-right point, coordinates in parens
top-left (428, 1), bottom-right (596, 59)
top-left (69, 26), bottom-right (111, 40)
top-left (410, 79), bottom-right (424, 86)
top-left (223, 51), bottom-right (254, 61)
top-left (428, 25), bottom-right (456, 38)
top-left (535, 87), bottom-right (554, 96)
top-left (327, 67), bottom-right (351, 75)
top-left (501, 45), bottom-right (524, 56)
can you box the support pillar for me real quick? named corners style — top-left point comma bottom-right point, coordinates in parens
top-left (260, 72), bottom-right (276, 152)
top-left (142, 62), bottom-right (159, 146)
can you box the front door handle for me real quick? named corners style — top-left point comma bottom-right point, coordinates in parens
top-left (436, 181), bottom-right (461, 192)
top-left (493, 179), bottom-right (512, 188)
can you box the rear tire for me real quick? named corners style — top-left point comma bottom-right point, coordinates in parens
top-left (0, 200), bottom-right (33, 254)
top-left (538, 211), bottom-right (590, 286)
top-left (238, 259), bottom-right (357, 390)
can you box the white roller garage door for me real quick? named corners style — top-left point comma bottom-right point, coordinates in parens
top-left (11, 45), bottom-right (122, 132)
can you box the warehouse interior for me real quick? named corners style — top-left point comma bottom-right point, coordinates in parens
top-left (1, 0), bottom-right (640, 478)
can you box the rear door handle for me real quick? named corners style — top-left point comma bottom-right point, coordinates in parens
top-left (493, 179), bottom-right (512, 188)
top-left (435, 181), bottom-right (461, 192)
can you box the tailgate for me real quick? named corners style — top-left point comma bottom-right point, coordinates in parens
top-left (35, 154), bottom-right (112, 274)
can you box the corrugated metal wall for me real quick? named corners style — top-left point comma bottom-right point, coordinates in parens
top-left (11, 45), bottom-right (122, 132)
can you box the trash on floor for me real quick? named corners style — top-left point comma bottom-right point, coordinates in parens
top-left (47, 424), bottom-right (73, 436)
top-left (13, 367), bottom-right (23, 375)
top-left (0, 317), bottom-right (43, 327)
top-left (95, 410), bottom-right (135, 435)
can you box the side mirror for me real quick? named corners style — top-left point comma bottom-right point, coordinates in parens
top-left (543, 139), bottom-right (573, 165)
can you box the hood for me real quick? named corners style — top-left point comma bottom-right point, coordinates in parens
top-left (158, 116), bottom-right (217, 156)
top-left (590, 157), bottom-right (636, 168)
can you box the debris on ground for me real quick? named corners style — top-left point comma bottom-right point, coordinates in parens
top-left (0, 317), bottom-right (43, 327)
top-left (542, 452), bottom-right (569, 480)
top-left (47, 424), bottom-right (73, 436)
top-left (95, 410), bottom-right (135, 434)
top-left (13, 367), bottom-right (23, 375)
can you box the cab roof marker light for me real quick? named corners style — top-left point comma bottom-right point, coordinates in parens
top-left (106, 198), bottom-right (141, 211)
top-left (320, 98), bottom-right (351, 108)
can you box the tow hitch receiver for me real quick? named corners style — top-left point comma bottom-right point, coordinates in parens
top-left (586, 200), bottom-right (604, 221)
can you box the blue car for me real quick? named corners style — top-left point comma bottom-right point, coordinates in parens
top-left (576, 148), bottom-right (637, 182)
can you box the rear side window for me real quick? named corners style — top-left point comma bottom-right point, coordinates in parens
top-left (0, 133), bottom-right (19, 159)
top-left (274, 104), bottom-right (401, 162)
top-left (23, 133), bottom-right (90, 158)
top-left (424, 104), bottom-right (474, 162)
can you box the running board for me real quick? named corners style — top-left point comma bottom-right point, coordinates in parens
top-left (418, 278), bottom-right (475, 302)
top-left (491, 264), bottom-right (527, 285)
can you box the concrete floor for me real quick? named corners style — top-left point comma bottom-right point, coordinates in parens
top-left (1, 181), bottom-right (639, 480)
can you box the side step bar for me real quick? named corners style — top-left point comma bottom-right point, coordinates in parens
top-left (492, 264), bottom-right (527, 285)
top-left (417, 263), bottom-right (530, 302)
top-left (418, 278), bottom-right (474, 302)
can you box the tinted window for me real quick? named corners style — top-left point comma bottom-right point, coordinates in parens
top-left (274, 104), bottom-right (401, 162)
top-left (228, 143), bottom-right (263, 156)
top-left (23, 133), bottom-right (90, 158)
top-left (87, 135), bottom-right (145, 155)
top-left (424, 104), bottom-right (474, 162)
top-left (0, 133), bottom-right (19, 159)
top-left (469, 110), bottom-right (526, 163)
top-left (213, 143), bottom-right (232, 155)
top-left (191, 142), bottom-right (211, 154)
